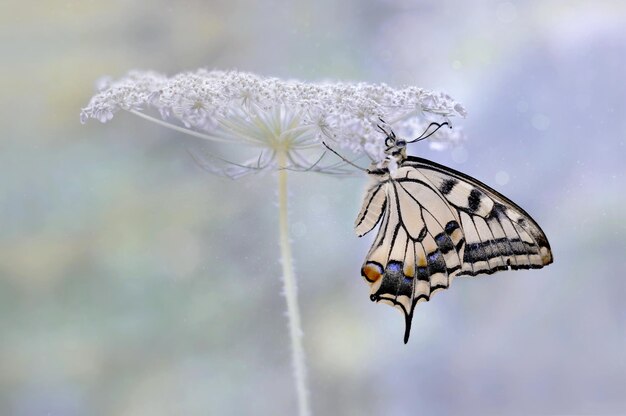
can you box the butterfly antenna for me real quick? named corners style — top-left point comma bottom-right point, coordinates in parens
top-left (376, 123), bottom-right (389, 136)
top-left (321, 141), bottom-right (368, 172)
top-left (407, 121), bottom-right (451, 143)
top-left (378, 118), bottom-right (400, 147)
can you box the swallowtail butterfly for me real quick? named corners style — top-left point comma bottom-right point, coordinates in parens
top-left (355, 122), bottom-right (553, 343)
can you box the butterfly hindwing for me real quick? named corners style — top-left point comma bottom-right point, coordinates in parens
top-left (356, 157), bottom-right (552, 343)
top-left (357, 166), bottom-right (470, 343)
top-left (354, 181), bottom-right (386, 237)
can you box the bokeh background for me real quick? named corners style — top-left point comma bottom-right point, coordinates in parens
top-left (1, 1), bottom-right (625, 415)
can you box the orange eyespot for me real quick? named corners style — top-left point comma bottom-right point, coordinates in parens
top-left (361, 262), bottom-right (383, 283)
top-left (403, 264), bottom-right (415, 278)
top-left (417, 253), bottom-right (427, 268)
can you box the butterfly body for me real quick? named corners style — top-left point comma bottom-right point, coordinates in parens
top-left (356, 128), bottom-right (553, 343)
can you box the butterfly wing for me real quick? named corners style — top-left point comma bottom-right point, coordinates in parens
top-left (356, 157), bottom-right (552, 343)
top-left (404, 156), bottom-right (553, 274)
top-left (354, 180), bottom-right (387, 237)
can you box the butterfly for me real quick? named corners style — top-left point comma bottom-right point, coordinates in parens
top-left (353, 121), bottom-right (553, 343)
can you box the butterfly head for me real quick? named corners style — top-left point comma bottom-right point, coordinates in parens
top-left (377, 119), bottom-right (452, 167)
top-left (378, 122), bottom-right (408, 164)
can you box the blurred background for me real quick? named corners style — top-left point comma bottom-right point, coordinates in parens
top-left (1, 0), bottom-right (625, 415)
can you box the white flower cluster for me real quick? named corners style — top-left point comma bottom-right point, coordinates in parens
top-left (81, 69), bottom-right (466, 173)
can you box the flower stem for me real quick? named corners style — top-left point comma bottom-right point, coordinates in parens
top-left (129, 110), bottom-right (233, 143)
top-left (277, 151), bottom-right (311, 416)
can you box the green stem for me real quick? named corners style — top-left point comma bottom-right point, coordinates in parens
top-left (277, 151), bottom-right (311, 416)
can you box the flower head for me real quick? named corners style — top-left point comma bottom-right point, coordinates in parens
top-left (81, 69), bottom-right (466, 176)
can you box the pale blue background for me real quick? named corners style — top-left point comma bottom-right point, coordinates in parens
top-left (1, 1), bottom-right (625, 415)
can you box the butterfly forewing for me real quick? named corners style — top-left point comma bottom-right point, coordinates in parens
top-left (356, 156), bottom-right (553, 343)
top-left (405, 156), bottom-right (553, 272)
